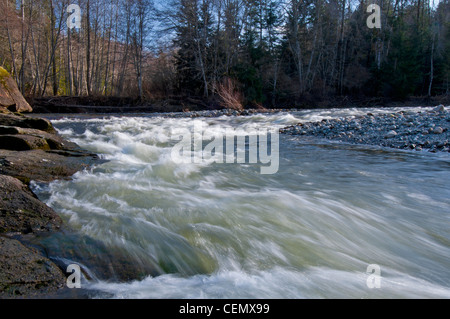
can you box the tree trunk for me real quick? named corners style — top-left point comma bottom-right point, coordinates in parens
top-left (5, 0), bottom-right (18, 84)
top-left (86, 0), bottom-right (91, 96)
top-left (428, 39), bottom-right (434, 97)
top-left (67, 29), bottom-right (72, 96)
top-left (51, 1), bottom-right (58, 96)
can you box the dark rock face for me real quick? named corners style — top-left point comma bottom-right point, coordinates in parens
top-left (0, 175), bottom-right (63, 234)
top-left (0, 237), bottom-right (66, 298)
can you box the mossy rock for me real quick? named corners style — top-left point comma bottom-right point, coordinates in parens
top-left (0, 67), bottom-right (32, 113)
top-left (0, 67), bottom-right (9, 85)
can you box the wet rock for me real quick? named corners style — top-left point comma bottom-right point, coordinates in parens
top-left (433, 127), bottom-right (444, 134)
top-left (31, 231), bottom-right (163, 283)
top-left (0, 125), bottom-right (19, 134)
top-left (0, 175), bottom-right (62, 234)
top-left (0, 236), bottom-right (65, 298)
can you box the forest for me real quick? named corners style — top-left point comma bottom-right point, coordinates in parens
top-left (0, 0), bottom-right (449, 109)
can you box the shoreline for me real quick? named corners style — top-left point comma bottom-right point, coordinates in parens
top-left (28, 95), bottom-right (450, 114)
top-left (280, 105), bottom-right (449, 153)
top-left (0, 111), bottom-right (101, 298)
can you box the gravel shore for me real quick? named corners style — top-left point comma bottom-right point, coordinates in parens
top-left (280, 105), bottom-right (450, 153)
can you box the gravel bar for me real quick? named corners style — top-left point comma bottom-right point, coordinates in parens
top-left (280, 105), bottom-right (450, 153)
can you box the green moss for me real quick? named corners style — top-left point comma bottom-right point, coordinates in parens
top-left (0, 67), bottom-right (10, 87)
top-left (0, 66), bottom-right (10, 80)
top-left (0, 67), bottom-right (9, 79)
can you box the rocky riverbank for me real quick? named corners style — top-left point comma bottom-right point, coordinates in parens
top-left (0, 109), bottom-right (101, 298)
top-left (0, 110), bottom-right (167, 299)
top-left (0, 66), bottom-right (104, 298)
top-left (280, 105), bottom-right (450, 153)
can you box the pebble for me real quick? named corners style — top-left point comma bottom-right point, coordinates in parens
top-left (434, 105), bottom-right (445, 113)
top-left (385, 130), bottom-right (398, 138)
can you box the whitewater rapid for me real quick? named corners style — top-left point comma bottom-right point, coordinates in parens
top-left (31, 107), bottom-right (450, 298)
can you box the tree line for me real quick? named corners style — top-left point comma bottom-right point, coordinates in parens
top-left (0, 0), bottom-right (449, 109)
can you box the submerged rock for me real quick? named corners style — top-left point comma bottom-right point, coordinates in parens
top-left (31, 231), bottom-right (163, 283)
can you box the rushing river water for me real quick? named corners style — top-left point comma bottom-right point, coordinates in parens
top-left (31, 107), bottom-right (450, 298)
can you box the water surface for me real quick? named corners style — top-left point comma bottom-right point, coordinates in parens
top-left (32, 107), bottom-right (450, 298)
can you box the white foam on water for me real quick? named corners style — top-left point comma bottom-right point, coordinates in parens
top-left (33, 108), bottom-right (450, 299)
top-left (86, 266), bottom-right (450, 299)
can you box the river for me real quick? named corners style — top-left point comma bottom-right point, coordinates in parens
top-left (31, 107), bottom-right (450, 298)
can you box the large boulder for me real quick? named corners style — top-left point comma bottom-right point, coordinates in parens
top-left (0, 67), bottom-right (32, 113)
